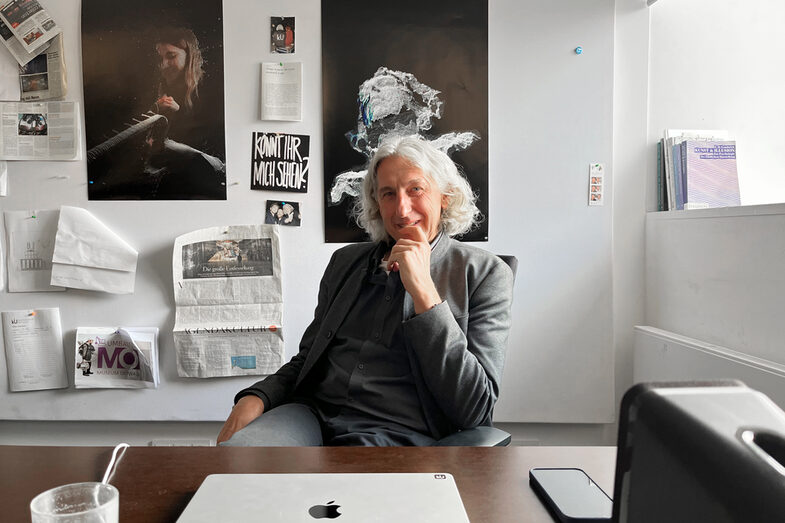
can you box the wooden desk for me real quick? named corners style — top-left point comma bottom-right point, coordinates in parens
top-left (0, 445), bottom-right (616, 522)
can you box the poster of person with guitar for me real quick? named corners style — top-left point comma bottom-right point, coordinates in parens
top-left (82, 0), bottom-right (226, 200)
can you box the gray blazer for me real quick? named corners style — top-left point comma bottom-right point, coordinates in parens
top-left (237, 234), bottom-right (514, 440)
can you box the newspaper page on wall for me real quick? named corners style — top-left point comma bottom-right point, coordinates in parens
top-left (0, 18), bottom-right (48, 66)
top-left (0, 0), bottom-right (61, 55)
top-left (19, 32), bottom-right (64, 101)
top-left (74, 327), bottom-right (159, 389)
top-left (0, 101), bottom-right (77, 160)
top-left (173, 225), bottom-right (284, 378)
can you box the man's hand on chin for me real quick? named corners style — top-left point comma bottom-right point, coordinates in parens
top-left (387, 226), bottom-right (442, 314)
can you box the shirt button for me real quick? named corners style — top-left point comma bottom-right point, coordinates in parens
top-left (358, 363), bottom-right (364, 370)
top-left (384, 295), bottom-right (391, 302)
top-left (326, 330), bottom-right (333, 338)
top-left (373, 332), bottom-right (380, 340)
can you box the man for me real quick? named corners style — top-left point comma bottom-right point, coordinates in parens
top-left (265, 203), bottom-right (279, 225)
top-left (218, 135), bottom-right (513, 446)
top-left (77, 339), bottom-right (96, 376)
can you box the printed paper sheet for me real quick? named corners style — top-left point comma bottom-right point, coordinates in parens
top-left (172, 225), bottom-right (284, 378)
top-left (2, 307), bottom-right (66, 391)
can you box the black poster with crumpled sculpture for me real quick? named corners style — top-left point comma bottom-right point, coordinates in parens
top-left (322, 0), bottom-right (488, 242)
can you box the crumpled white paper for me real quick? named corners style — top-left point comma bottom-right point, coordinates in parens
top-left (51, 206), bottom-right (138, 294)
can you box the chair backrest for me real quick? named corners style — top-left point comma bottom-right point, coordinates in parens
top-left (497, 255), bottom-right (518, 280)
top-left (433, 254), bottom-right (518, 447)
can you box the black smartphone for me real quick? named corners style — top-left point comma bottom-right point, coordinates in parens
top-left (529, 467), bottom-right (612, 523)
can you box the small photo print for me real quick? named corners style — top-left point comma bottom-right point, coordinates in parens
top-left (590, 184), bottom-right (602, 193)
top-left (590, 176), bottom-right (602, 185)
top-left (23, 29), bottom-right (43, 45)
top-left (20, 73), bottom-right (48, 93)
top-left (590, 193), bottom-right (602, 202)
top-left (265, 200), bottom-right (301, 226)
top-left (271, 16), bottom-right (295, 53)
top-left (18, 113), bottom-right (47, 135)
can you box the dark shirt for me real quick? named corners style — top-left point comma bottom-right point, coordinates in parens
top-left (304, 241), bottom-right (433, 445)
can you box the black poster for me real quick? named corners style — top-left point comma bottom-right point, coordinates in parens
top-left (251, 132), bottom-right (309, 192)
top-left (321, 0), bottom-right (488, 242)
top-left (82, 0), bottom-right (226, 200)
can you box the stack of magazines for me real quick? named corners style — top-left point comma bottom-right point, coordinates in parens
top-left (656, 129), bottom-right (741, 211)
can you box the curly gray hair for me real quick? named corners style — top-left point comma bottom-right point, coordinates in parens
top-left (353, 135), bottom-right (482, 242)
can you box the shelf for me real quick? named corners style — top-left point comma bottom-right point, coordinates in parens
top-left (647, 202), bottom-right (785, 221)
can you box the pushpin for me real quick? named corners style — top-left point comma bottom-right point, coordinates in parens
top-left (30, 311), bottom-right (36, 316)
top-left (575, 46), bottom-right (583, 55)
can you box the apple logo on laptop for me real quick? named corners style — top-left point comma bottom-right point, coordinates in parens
top-left (308, 500), bottom-right (342, 519)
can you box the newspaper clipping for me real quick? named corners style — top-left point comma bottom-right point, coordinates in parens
top-left (0, 17), bottom-right (48, 66)
top-left (0, 100), bottom-right (77, 160)
top-left (74, 327), bottom-right (159, 389)
top-left (0, 0), bottom-right (61, 55)
top-left (173, 225), bottom-right (284, 378)
top-left (19, 32), bottom-right (64, 100)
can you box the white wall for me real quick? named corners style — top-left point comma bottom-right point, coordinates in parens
top-left (645, 204), bottom-right (785, 364)
top-left (647, 0), bottom-right (785, 207)
top-left (489, 0), bottom-right (616, 424)
top-left (0, 0), bottom-right (633, 445)
top-left (610, 0), bottom-right (650, 422)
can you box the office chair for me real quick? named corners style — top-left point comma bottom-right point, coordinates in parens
top-left (433, 254), bottom-right (517, 447)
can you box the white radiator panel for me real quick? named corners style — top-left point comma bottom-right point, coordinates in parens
top-left (634, 326), bottom-right (785, 410)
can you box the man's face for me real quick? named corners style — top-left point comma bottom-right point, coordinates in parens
top-left (376, 155), bottom-right (447, 243)
top-left (270, 204), bottom-right (279, 215)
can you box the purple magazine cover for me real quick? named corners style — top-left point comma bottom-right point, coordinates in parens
top-left (684, 140), bottom-right (740, 208)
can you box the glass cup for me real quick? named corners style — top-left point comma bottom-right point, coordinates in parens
top-left (30, 482), bottom-right (119, 523)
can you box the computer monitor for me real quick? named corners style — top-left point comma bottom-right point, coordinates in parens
top-left (612, 381), bottom-right (785, 523)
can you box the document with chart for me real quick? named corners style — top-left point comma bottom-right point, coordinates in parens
top-left (3, 208), bottom-right (64, 292)
top-left (2, 307), bottom-right (66, 391)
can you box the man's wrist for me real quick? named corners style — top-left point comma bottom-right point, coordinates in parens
top-left (413, 290), bottom-right (443, 315)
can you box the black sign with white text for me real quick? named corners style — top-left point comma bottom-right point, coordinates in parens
top-left (251, 132), bottom-right (309, 192)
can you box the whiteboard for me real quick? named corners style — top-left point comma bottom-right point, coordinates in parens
top-left (0, 0), bottom-right (615, 422)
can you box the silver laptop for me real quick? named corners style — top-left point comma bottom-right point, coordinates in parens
top-left (177, 473), bottom-right (470, 522)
